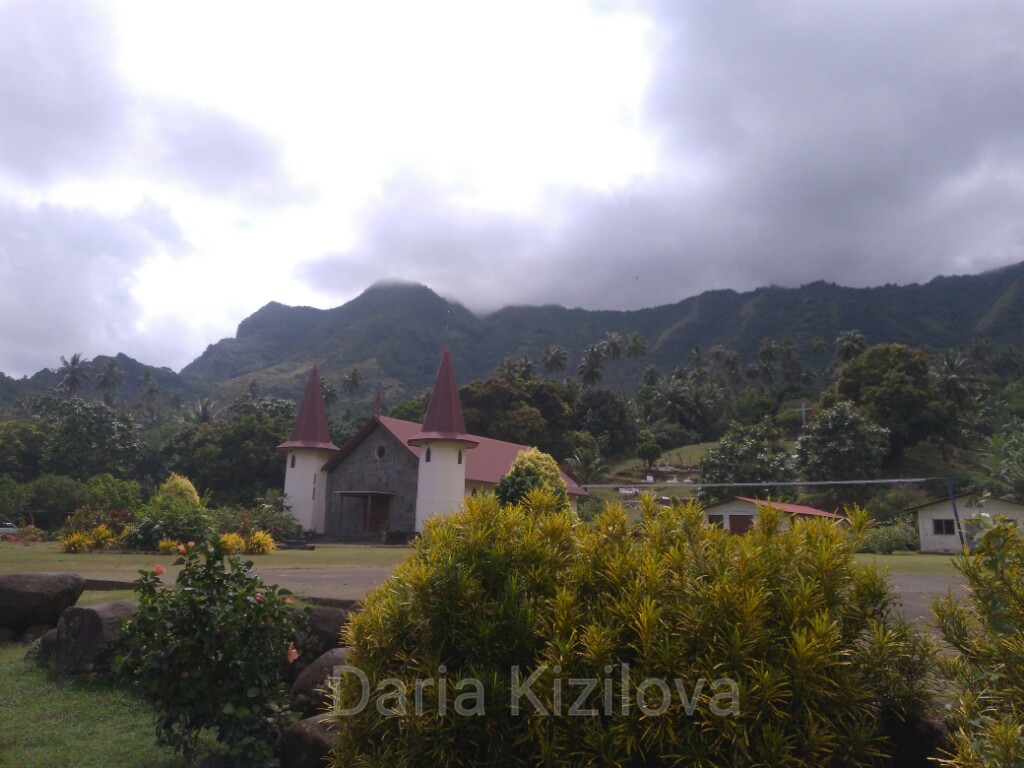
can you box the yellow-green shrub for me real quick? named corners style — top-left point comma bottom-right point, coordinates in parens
top-left (244, 530), bottom-right (275, 555)
top-left (59, 530), bottom-right (94, 553)
top-left (154, 473), bottom-right (201, 507)
top-left (934, 515), bottom-right (1024, 765)
top-left (157, 537), bottom-right (180, 555)
top-left (332, 494), bottom-right (934, 767)
top-left (89, 523), bottom-right (118, 549)
top-left (219, 532), bottom-right (246, 554)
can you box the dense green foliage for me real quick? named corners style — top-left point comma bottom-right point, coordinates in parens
top-left (795, 401), bottom-right (889, 481)
top-left (332, 494), bottom-right (933, 767)
top-left (122, 474), bottom-right (211, 550)
top-left (698, 421), bottom-right (795, 500)
top-left (116, 539), bottom-right (308, 764)
top-left (834, 344), bottom-right (952, 459)
top-left (494, 448), bottom-right (569, 507)
top-left (934, 515), bottom-right (1024, 766)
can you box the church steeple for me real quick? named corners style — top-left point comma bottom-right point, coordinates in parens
top-left (277, 363), bottom-right (339, 534)
top-left (409, 346), bottom-right (478, 448)
top-left (278, 362), bottom-right (339, 452)
top-left (409, 346), bottom-right (477, 531)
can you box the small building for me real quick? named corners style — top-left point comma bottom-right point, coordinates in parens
top-left (279, 347), bottom-right (586, 539)
top-left (702, 497), bottom-right (843, 534)
top-left (908, 493), bottom-right (1024, 554)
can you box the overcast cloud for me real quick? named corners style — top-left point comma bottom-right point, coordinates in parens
top-left (1, 0), bottom-right (1022, 377)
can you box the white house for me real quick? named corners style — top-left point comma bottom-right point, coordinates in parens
top-left (908, 493), bottom-right (1024, 554)
top-left (702, 497), bottom-right (843, 534)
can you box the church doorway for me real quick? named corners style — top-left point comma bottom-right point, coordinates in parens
top-left (329, 491), bottom-right (393, 539)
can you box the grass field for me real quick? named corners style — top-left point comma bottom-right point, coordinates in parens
top-left (0, 542), bottom-right (411, 581)
top-left (855, 551), bottom-right (960, 578)
top-left (0, 643), bottom-right (217, 767)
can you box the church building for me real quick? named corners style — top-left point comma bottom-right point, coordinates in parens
top-left (278, 347), bottom-right (586, 539)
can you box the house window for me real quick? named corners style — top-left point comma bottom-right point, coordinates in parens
top-left (458, 450), bottom-right (463, 465)
top-left (425, 447), bottom-right (431, 463)
top-left (933, 519), bottom-right (956, 536)
top-left (290, 454), bottom-right (296, 469)
top-left (707, 514), bottom-right (724, 528)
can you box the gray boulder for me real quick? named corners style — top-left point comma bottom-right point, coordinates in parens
top-left (0, 573), bottom-right (85, 630)
top-left (279, 714), bottom-right (338, 768)
top-left (54, 601), bottom-right (137, 675)
top-left (290, 647), bottom-right (351, 717)
top-left (22, 624), bottom-right (54, 643)
top-left (39, 628), bottom-right (58, 663)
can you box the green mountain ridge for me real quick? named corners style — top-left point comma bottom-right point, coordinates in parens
top-left (4, 263), bottom-right (1024, 409)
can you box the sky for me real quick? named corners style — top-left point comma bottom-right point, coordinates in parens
top-left (1, 0), bottom-right (1023, 378)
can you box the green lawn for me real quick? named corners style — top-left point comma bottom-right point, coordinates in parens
top-left (0, 542), bottom-right (411, 580)
top-left (0, 643), bottom-right (215, 767)
top-left (854, 551), bottom-right (959, 578)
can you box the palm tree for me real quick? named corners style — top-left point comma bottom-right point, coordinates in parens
top-left (689, 346), bottom-right (705, 370)
top-left (577, 345), bottom-right (605, 387)
top-left (624, 333), bottom-right (648, 360)
top-left (564, 447), bottom-right (609, 485)
top-left (139, 370), bottom-right (160, 419)
top-left (96, 358), bottom-right (123, 405)
top-left (58, 353), bottom-right (90, 396)
top-left (933, 351), bottom-right (973, 413)
top-left (496, 356), bottom-right (523, 382)
top-left (518, 355), bottom-right (536, 382)
top-left (809, 338), bottom-right (828, 357)
top-left (542, 344), bottom-right (568, 374)
top-left (835, 330), bottom-right (867, 362)
top-left (321, 377), bottom-right (338, 417)
top-left (599, 332), bottom-right (623, 362)
top-left (193, 397), bottom-right (218, 424)
top-left (341, 368), bottom-right (362, 395)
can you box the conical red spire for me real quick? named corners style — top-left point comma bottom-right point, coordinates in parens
top-left (408, 346), bottom-right (478, 448)
top-left (277, 363), bottom-right (340, 452)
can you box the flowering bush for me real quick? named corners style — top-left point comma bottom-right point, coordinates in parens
top-left (1, 523), bottom-right (44, 545)
top-left (116, 538), bottom-right (309, 764)
top-left (244, 530), bottom-right (276, 555)
top-left (122, 475), bottom-right (211, 550)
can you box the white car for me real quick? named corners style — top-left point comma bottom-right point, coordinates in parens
top-left (0, 522), bottom-right (18, 535)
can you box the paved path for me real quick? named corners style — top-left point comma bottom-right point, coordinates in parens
top-left (84, 565), bottom-right (967, 629)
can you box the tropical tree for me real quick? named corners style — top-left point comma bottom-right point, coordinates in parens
top-left (341, 368), bottom-right (362, 395)
top-left (933, 350), bottom-right (974, 413)
top-left (636, 428), bottom-right (662, 472)
top-left (320, 377), bottom-right (338, 417)
top-left (835, 343), bottom-right (953, 459)
top-left (564, 445), bottom-right (608, 485)
top-left (795, 401), bottom-right (889, 481)
top-left (809, 337), bottom-right (828, 357)
top-left (698, 419), bottom-right (795, 501)
top-left (599, 331), bottom-right (623, 362)
top-left (96, 357), bottom-right (123, 405)
top-left (835, 330), bottom-right (868, 362)
top-left (577, 344), bottom-right (605, 387)
top-left (624, 332), bottom-right (648, 360)
top-left (58, 353), bottom-right (90, 396)
top-left (542, 344), bottom-right (568, 374)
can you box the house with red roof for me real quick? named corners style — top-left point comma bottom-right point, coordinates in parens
top-left (702, 496), bottom-right (844, 534)
top-left (279, 347), bottom-right (586, 539)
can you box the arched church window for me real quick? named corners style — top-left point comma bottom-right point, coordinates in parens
top-left (290, 454), bottom-right (296, 469)
top-left (458, 450), bottom-right (463, 465)
top-left (425, 447), bottom-right (431, 463)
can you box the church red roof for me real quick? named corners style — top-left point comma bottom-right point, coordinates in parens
top-left (408, 346), bottom-right (478, 448)
top-left (276, 363), bottom-right (340, 453)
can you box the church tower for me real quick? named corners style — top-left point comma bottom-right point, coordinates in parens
top-left (277, 363), bottom-right (339, 533)
top-left (408, 346), bottom-right (478, 531)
